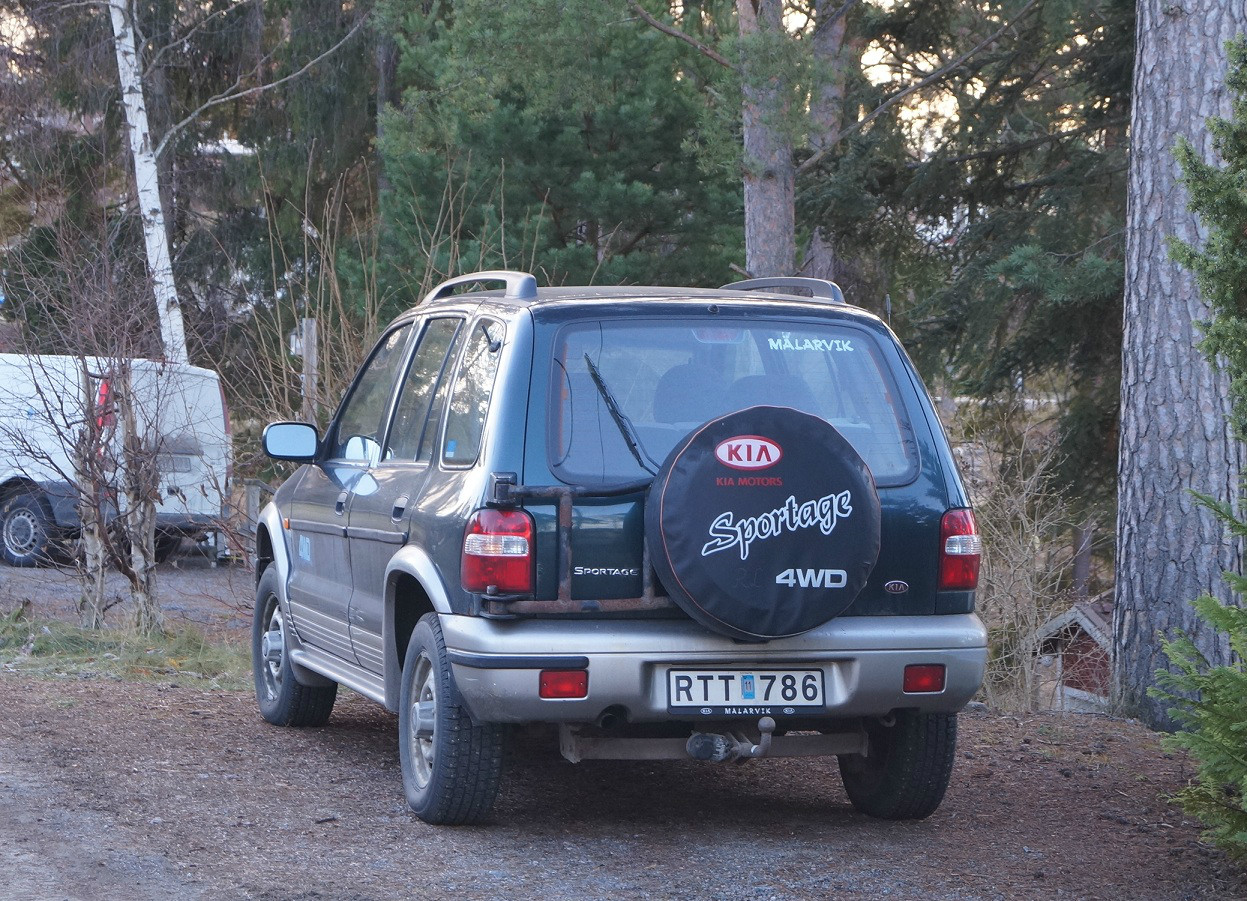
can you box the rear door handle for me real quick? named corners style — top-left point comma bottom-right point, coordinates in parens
top-left (391, 495), bottom-right (410, 523)
top-left (335, 490), bottom-right (348, 515)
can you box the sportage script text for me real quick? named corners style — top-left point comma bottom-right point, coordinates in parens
top-left (700, 491), bottom-right (853, 561)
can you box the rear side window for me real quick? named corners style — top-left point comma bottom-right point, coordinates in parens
top-left (442, 319), bottom-right (504, 466)
top-left (548, 319), bottom-right (918, 485)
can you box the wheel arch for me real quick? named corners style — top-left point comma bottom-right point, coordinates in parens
top-left (253, 501), bottom-right (291, 587)
top-left (383, 547), bottom-right (451, 710)
top-left (0, 476), bottom-right (41, 506)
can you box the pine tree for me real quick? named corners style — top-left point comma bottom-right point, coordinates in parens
top-left (887, 0), bottom-right (1134, 530)
top-left (374, 0), bottom-right (742, 311)
top-left (1151, 37), bottom-right (1247, 859)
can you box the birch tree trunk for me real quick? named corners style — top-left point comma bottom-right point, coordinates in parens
top-left (108, 0), bottom-right (188, 365)
top-left (116, 365), bottom-right (163, 637)
top-left (737, 0), bottom-right (794, 278)
top-left (1113, 0), bottom-right (1247, 728)
top-left (74, 361), bottom-right (109, 629)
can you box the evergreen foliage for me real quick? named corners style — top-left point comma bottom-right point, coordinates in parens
top-left (374, 0), bottom-right (742, 314)
top-left (0, 0), bottom-right (1148, 527)
top-left (1153, 36), bottom-right (1247, 861)
top-left (893, 0), bottom-right (1134, 521)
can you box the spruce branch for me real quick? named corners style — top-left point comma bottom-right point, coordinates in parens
top-left (797, 0), bottom-right (1041, 176)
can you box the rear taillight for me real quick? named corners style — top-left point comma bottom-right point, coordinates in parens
top-left (462, 508), bottom-right (535, 594)
top-left (938, 508), bottom-right (981, 591)
top-left (95, 378), bottom-right (115, 431)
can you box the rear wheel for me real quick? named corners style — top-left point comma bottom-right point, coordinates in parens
top-left (252, 566), bottom-right (337, 726)
top-left (154, 532), bottom-right (182, 563)
top-left (399, 613), bottom-right (506, 825)
top-left (1, 492), bottom-right (57, 567)
top-left (838, 710), bottom-right (957, 820)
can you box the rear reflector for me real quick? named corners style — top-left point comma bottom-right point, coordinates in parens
top-left (938, 508), bottom-right (981, 591)
top-left (539, 669), bottom-right (588, 699)
top-left (903, 664), bottom-right (946, 693)
top-left (461, 508), bottom-right (535, 594)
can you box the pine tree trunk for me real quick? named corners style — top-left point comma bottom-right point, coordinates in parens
top-left (801, 0), bottom-right (852, 281)
top-left (737, 0), bottom-right (794, 278)
top-left (1114, 0), bottom-right (1247, 728)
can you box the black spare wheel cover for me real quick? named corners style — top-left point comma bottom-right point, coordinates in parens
top-left (646, 406), bottom-right (881, 642)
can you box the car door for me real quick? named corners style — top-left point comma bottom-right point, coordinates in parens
top-left (285, 323), bottom-right (413, 662)
top-left (345, 316), bottom-right (464, 673)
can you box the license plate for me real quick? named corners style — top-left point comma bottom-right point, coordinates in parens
top-left (667, 668), bottom-right (825, 716)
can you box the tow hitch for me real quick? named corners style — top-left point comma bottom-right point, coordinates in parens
top-left (557, 718), bottom-right (865, 763)
top-left (686, 716), bottom-right (776, 762)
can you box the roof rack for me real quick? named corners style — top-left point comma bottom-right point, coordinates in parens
top-left (721, 276), bottom-right (845, 305)
top-left (425, 270), bottom-right (538, 303)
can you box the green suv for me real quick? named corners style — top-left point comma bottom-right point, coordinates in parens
top-left (254, 270), bottom-right (987, 825)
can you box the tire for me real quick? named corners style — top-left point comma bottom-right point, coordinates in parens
top-left (399, 613), bottom-right (506, 825)
top-left (838, 710), bottom-right (957, 820)
top-left (645, 405), bottom-right (881, 641)
top-left (252, 566), bottom-right (337, 726)
top-left (1, 492), bottom-right (57, 567)
top-left (154, 532), bottom-right (182, 563)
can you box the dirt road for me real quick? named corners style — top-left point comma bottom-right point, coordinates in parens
top-left (1, 561), bottom-right (1243, 900)
top-left (0, 674), bottom-right (1242, 901)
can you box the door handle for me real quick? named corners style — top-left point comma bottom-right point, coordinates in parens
top-left (335, 490), bottom-right (348, 515)
top-left (391, 494), bottom-right (410, 523)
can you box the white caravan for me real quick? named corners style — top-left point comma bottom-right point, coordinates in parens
top-left (0, 354), bottom-right (232, 565)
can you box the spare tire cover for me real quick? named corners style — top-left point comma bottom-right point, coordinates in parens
top-left (646, 406), bottom-right (881, 642)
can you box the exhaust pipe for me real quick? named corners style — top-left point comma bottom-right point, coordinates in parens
top-left (595, 706), bottom-right (626, 730)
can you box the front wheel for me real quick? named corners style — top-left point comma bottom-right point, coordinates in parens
top-left (1, 492), bottom-right (57, 567)
top-left (399, 613), bottom-right (506, 825)
top-left (838, 710), bottom-right (957, 820)
top-left (252, 566), bottom-right (337, 726)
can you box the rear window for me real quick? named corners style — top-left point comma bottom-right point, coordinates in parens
top-left (547, 319), bottom-right (918, 486)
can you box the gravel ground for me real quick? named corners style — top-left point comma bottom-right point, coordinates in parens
top-left (0, 549), bottom-right (253, 638)
top-left (1, 561), bottom-right (1245, 900)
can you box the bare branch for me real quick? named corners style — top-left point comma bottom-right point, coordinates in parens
top-left (153, 16), bottom-right (366, 159)
top-left (143, 0), bottom-right (261, 78)
top-left (624, 0), bottom-right (735, 71)
top-left (797, 0), bottom-right (1041, 176)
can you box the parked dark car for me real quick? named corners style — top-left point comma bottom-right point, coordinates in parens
top-left (253, 271), bottom-right (987, 825)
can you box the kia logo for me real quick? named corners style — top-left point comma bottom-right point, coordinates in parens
top-left (715, 435), bottom-right (782, 471)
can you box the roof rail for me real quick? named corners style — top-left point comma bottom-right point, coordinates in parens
top-left (425, 270), bottom-right (538, 303)
top-left (721, 276), bottom-right (845, 305)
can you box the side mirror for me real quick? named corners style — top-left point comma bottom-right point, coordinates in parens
top-left (263, 422), bottom-right (319, 462)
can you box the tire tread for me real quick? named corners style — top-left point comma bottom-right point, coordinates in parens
top-left (252, 567), bottom-right (337, 728)
top-left (839, 710), bottom-right (956, 820)
top-left (401, 613), bottom-right (506, 825)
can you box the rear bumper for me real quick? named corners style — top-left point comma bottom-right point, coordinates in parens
top-left (442, 613), bottom-right (987, 724)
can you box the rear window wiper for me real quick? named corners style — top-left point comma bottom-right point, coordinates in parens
top-left (582, 353), bottom-right (659, 475)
